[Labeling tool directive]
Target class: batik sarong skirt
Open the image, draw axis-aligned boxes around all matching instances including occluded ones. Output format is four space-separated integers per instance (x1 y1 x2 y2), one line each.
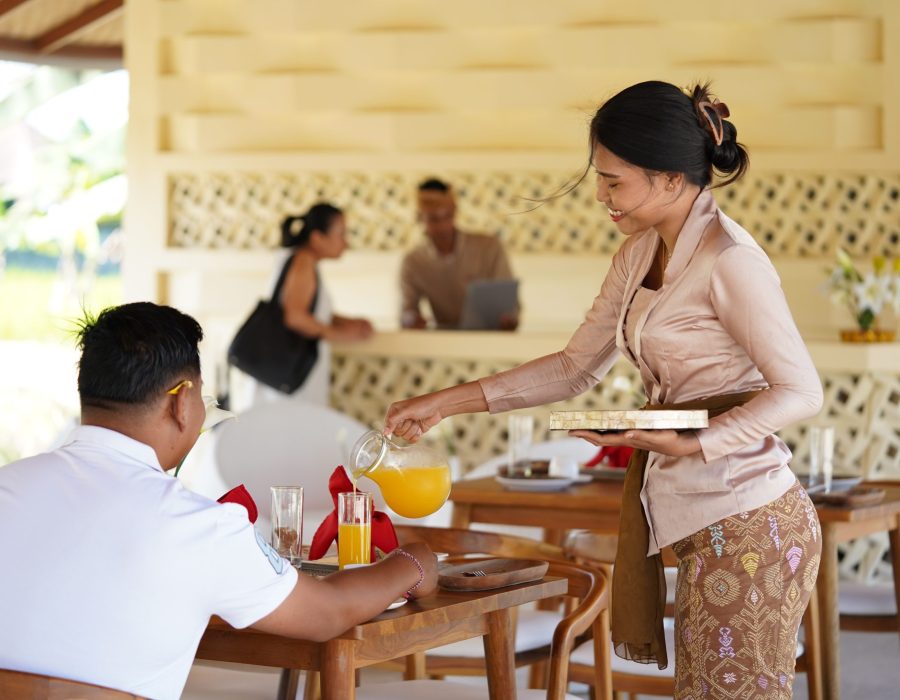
671 481 821 699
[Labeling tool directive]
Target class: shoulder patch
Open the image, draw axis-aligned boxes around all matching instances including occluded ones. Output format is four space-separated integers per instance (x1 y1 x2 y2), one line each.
254 529 287 574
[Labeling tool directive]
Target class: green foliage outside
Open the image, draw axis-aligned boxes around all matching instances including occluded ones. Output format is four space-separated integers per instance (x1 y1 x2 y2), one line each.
0 267 121 342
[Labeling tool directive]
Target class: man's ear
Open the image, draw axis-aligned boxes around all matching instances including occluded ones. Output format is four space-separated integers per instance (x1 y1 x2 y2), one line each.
168 387 191 432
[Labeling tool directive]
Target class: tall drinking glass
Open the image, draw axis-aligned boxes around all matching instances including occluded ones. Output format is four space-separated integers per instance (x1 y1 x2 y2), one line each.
808 426 835 493
508 414 535 477
270 486 303 564
338 491 372 569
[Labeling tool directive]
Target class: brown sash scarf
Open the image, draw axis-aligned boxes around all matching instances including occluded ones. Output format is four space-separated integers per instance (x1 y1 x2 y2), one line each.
611 390 762 669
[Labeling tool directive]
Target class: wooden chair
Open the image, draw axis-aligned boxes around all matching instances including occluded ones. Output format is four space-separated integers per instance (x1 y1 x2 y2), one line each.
391 525 572 688
0 669 145 699
564 530 823 700
356 557 612 700
836 479 900 635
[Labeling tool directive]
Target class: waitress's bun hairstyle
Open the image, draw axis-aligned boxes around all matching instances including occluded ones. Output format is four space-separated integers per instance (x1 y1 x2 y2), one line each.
589 80 749 188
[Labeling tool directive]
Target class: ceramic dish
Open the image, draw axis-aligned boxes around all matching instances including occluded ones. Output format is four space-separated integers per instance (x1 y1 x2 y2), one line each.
495 475 574 492
802 476 863 494
580 466 627 480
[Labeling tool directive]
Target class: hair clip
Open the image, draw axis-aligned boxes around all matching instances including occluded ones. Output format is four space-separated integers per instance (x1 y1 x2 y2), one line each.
696 99 730 146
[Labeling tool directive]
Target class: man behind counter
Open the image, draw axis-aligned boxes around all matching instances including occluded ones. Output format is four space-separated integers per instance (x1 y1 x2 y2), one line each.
400 177 519 330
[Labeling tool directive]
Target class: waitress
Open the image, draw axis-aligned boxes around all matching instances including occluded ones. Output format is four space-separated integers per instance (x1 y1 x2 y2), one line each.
383 81 823 698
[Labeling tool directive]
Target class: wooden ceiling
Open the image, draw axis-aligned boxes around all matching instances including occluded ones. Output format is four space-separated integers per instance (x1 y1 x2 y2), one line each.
0 0 122 66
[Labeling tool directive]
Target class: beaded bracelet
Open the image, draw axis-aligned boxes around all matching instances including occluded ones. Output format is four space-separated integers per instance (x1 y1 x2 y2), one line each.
391 547 425 598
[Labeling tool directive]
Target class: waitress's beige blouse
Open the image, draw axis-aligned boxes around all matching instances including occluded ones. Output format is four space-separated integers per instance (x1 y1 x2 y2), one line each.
479 190 823 554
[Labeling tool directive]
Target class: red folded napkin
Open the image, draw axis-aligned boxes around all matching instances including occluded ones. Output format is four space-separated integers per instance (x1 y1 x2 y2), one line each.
308 466 399 561
584 445 633 469
217 484 259 523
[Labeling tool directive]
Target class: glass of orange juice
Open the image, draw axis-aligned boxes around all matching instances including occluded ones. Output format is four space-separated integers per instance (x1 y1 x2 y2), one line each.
338 491 372 569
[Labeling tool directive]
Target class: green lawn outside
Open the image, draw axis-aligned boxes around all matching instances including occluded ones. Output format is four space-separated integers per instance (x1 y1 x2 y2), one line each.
0 268 122 342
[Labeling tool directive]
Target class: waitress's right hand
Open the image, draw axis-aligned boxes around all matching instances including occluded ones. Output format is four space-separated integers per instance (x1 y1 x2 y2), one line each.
384 393 443 442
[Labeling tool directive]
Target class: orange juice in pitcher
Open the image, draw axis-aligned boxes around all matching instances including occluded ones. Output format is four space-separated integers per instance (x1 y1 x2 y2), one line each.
350 431 452 519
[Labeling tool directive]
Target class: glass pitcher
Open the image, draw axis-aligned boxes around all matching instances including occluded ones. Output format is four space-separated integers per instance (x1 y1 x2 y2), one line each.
349 430 452 519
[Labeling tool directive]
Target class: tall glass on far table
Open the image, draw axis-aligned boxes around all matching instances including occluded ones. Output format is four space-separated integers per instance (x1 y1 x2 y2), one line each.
507 414 535 478
338 491 372 569
271 486 304 565
808 425 835 493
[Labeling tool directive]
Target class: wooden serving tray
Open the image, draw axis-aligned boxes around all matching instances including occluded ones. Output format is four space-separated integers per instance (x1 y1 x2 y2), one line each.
810 486 886 508
549 409 708 431
438 558 549 591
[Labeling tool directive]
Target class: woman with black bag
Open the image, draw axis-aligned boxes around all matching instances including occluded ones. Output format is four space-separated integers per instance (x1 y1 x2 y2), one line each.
243 203 373 406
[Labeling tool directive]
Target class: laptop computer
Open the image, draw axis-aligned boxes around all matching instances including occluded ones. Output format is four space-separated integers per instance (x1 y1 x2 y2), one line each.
458 279 519 330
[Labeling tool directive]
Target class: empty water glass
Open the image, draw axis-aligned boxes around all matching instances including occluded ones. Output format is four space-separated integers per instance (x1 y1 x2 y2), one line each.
507 414 535 477
271 486 303 564
808 426 835 493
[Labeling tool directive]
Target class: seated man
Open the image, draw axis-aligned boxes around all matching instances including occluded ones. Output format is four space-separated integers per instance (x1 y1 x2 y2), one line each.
400 177 519 330
0 302 436 700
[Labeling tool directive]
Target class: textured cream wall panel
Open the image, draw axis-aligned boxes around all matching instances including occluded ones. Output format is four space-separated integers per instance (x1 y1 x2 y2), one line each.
158 66 884 114
165 114 397 152
162 21 880 75
165 112 585 152
158 0 882 34
163 107 879 153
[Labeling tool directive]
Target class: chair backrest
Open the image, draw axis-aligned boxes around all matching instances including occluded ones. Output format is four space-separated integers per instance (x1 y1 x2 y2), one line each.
395 525 612 700
212 399 375 525
565 530 679 568
543 560 612 700
0 668 144 699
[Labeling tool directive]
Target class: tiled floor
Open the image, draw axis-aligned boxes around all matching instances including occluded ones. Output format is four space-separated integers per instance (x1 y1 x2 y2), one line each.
182 629 900 699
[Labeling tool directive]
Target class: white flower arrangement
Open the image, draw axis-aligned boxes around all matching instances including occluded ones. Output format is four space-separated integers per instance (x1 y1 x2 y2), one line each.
826 249 900 332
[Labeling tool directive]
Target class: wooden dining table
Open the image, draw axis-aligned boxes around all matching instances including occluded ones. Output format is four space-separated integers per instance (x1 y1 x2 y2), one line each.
195 573 567 700
813 483 900 700
451 474 900 700
450 475 625 544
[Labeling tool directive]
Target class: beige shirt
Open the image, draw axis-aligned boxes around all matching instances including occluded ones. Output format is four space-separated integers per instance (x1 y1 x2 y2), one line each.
479 190 823 553
400 230 515 327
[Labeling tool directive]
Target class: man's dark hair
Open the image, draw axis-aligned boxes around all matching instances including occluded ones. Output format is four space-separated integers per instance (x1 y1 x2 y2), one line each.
75 302 203 409
417 177 451 193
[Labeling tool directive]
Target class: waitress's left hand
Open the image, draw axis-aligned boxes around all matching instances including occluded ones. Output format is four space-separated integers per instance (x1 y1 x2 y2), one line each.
569 429 702 458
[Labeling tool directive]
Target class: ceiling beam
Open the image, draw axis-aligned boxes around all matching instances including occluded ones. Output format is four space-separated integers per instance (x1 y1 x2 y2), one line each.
34 0 124 54
0 0 35 20
0 36 122 69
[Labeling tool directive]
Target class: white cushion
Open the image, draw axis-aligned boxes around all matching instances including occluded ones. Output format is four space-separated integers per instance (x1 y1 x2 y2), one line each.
839 581 897 616
358 679 580 700
427 609 561 657
665 567 678 605
517 690 581 700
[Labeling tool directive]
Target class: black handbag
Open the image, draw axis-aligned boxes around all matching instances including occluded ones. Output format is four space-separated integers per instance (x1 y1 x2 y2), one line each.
227 255 320 394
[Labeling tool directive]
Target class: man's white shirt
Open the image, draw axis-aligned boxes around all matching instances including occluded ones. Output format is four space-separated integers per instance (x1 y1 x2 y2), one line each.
0 426 297 699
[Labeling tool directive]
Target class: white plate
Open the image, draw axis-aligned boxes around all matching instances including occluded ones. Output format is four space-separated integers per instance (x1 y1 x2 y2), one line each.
495 475 574 492
386 597 407 611
804 477 863 494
